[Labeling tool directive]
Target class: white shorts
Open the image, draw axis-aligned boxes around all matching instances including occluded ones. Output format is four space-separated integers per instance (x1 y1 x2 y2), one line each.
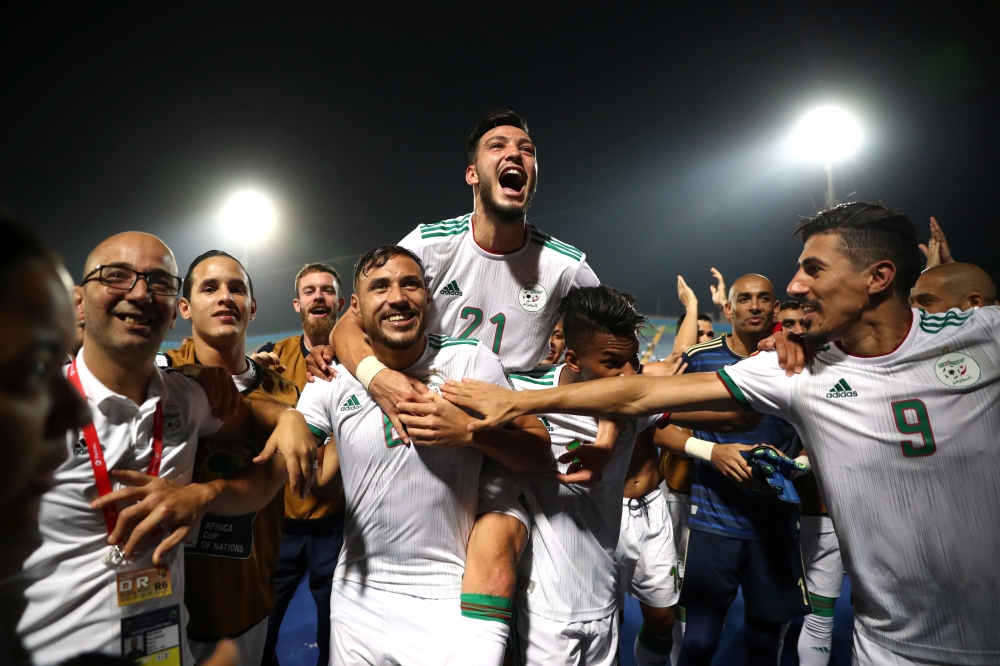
330 579 467 665
511 605 618 666
853 627 952 666
478 469 530 531
800 515 843 599
189 616 268 666
616 488 681 609
663 483 690 580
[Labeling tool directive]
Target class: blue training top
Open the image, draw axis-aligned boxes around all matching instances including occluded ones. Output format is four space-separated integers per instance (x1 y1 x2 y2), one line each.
681 335 801 541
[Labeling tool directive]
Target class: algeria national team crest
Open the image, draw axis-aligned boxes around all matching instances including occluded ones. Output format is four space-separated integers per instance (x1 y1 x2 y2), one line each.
519 282 548 312
422 372 446 395
162 405 186 441
934 351 981 387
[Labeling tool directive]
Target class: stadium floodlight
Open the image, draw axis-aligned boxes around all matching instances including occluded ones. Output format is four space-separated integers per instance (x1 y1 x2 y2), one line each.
789 106 862 207
218 189 278 266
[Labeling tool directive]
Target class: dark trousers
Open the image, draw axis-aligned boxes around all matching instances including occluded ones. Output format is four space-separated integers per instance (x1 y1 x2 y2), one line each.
262 513 344 666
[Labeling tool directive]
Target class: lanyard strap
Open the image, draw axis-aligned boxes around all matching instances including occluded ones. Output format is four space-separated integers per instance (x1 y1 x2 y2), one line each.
67 360 163 535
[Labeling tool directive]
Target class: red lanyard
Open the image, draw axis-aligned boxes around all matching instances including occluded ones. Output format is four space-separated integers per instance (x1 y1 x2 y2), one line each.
67 360 163 534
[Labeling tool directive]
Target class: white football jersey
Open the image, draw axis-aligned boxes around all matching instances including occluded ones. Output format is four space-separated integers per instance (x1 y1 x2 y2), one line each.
0 352 221 665
719 307 1000 665
509 365 658 622
399 213 599 373
296 335 510 599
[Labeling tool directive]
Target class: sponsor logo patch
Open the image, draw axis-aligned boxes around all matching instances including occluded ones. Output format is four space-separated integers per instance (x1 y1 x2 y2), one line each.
439 280 462 296
825 378 857 399
340 395 362 411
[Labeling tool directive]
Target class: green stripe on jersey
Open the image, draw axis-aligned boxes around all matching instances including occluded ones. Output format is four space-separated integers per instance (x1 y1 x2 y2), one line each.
511 373 556 386
716 368 754 410
529 230 583 261
919 309 974 333
419 215 471 238
307 424 329 440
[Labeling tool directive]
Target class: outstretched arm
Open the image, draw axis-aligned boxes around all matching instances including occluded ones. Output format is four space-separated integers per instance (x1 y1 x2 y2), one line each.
668 276 700 360
442 372 740 431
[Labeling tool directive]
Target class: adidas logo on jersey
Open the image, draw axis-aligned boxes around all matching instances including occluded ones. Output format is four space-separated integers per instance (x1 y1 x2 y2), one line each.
73 438 104 455
439 280 462 296
340 395 362 411
825 379 857 398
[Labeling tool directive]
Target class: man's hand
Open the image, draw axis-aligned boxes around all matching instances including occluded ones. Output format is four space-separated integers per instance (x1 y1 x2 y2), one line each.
250 351 286 374
175 364 241 420
304 345 337 383
757 330 810 377
709 267 728 311
710 443 756 485
554 418 619 485
921 238 942 269
396 392 474 447
441 379 525 432
92 470 215 565
253 410 317 498
352 369 428 445
677 275 697 311
919 217 954 267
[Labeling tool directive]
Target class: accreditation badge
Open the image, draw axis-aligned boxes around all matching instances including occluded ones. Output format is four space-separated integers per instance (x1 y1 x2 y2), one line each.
120 604 183 666
117 565 172 606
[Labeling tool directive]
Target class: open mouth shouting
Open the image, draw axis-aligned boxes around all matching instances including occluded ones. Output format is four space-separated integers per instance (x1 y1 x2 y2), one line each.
498 166 528 199
308 304 332 319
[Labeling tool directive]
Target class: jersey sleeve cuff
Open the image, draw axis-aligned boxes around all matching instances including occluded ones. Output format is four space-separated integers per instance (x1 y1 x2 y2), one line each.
716 368 754 411
307 423 330 441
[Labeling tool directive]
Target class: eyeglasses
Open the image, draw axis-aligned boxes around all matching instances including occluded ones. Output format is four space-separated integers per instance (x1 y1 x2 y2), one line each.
82 265 183 296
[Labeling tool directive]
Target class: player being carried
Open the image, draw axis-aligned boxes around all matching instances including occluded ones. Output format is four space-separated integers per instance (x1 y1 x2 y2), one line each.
297 245 552 665
305 109 605 655
443 201 1000 666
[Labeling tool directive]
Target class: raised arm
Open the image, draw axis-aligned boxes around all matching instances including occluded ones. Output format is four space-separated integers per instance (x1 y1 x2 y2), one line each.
442 372 740 431
668 276 700 361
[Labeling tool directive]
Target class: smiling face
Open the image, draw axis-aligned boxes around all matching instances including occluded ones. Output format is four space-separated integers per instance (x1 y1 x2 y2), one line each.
352 254 428 352
0 259 90 531
294 270 343 342
467 125 538 223
724 275 777 339
565 332 640 382
82 232 179 362
787 232 875 345
542 322 565 364
178 256 255 344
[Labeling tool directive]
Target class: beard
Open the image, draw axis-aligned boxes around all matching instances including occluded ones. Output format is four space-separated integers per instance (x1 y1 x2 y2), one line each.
479 174 536 223
300 308 336 345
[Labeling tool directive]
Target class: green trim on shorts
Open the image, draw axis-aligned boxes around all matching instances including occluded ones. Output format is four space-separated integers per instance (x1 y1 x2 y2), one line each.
460 593 512 624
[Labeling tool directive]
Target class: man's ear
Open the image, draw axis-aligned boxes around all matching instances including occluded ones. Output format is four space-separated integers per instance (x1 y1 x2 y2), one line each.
249 298 257 321
867 260 898 297
177 297 193 321
564 348 581 374
338 297 346 313
465 164 479 187
350 294 362 318
963 293 986 310
723 300 734 322
292 298 301 314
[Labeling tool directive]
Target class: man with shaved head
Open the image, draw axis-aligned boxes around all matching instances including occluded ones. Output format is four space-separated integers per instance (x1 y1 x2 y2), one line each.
910 262 997 314
0 232 317 665
655 273 809 666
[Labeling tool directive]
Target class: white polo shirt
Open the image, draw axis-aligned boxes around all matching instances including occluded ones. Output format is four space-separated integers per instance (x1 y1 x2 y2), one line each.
0 351 221 665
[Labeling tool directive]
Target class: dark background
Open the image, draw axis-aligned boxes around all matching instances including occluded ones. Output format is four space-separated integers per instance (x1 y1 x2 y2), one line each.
3 2 997 341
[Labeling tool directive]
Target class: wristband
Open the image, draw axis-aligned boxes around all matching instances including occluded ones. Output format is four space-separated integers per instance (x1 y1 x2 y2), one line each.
356 356 388 391
794 455 811 471
684 437 715 462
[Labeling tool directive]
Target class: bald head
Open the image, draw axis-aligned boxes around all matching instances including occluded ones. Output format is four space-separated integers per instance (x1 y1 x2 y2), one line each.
910 263 997 314
84 232 177 279
724 273 777 338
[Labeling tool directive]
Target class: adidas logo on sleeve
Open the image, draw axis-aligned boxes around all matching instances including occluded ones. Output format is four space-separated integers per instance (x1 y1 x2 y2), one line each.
825 379 857 399
439 280 462 296
340 395 362 411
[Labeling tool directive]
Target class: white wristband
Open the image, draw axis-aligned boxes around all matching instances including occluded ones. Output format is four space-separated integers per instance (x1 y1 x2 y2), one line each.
794 455 811 471
684 437 715 462
356 356 388 391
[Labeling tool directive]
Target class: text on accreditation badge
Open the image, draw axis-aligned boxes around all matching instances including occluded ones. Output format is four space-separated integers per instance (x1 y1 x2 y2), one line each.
117 566 173 606
121 604 182 666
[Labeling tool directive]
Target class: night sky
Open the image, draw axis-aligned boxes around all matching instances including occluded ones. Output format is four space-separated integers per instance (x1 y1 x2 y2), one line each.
3 2 998 341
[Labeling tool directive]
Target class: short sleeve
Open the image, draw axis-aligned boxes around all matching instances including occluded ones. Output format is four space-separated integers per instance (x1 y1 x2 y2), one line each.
168 373 223 437
297 380 336 441
397 226 426 263
571 259 600 289
715 351 792 418
473 343 514 389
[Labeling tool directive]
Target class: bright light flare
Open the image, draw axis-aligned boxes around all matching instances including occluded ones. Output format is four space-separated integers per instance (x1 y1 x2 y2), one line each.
218 189 277 240
789 106 862 163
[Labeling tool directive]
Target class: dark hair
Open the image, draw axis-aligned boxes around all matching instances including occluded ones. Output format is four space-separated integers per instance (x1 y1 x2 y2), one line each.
779 300 802 311
793 202 921 301
182 250 253 300
559 286 648 351
0 212 57 298
467 109 531 165
353 245 425 288
676 312 713 330
295 262 341 296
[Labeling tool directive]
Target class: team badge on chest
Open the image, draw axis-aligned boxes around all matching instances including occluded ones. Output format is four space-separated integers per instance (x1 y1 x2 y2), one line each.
162 406 185 441
934 351 981 387
518 282 548 312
